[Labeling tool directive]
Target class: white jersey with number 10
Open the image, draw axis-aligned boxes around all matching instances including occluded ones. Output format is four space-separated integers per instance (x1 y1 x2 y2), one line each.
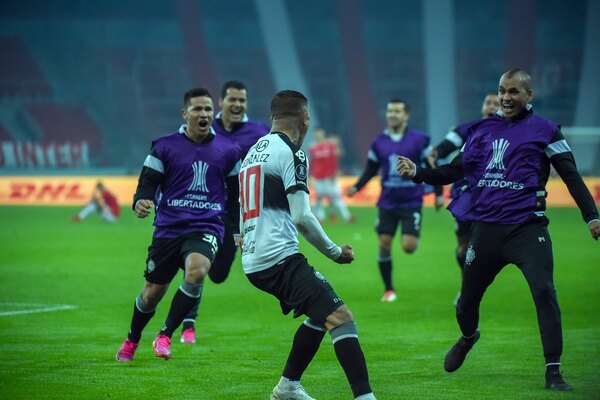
239 133 310 274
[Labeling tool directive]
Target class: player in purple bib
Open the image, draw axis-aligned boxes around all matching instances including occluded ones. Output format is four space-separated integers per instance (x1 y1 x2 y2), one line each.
179 81 269 344
429 93 500 305
116 87 242 362
398 69 600 391
348 98 442 302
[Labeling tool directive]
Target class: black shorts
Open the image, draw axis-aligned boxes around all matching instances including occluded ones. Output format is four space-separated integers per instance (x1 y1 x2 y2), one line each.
454 218 472 238
376 207 422 237
246 253 344 324
144 232 219 285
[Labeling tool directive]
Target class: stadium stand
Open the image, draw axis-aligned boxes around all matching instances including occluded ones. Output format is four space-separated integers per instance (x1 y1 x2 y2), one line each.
24 104 103 153
0 123 13 141
0 0 596 173
0 37 52 98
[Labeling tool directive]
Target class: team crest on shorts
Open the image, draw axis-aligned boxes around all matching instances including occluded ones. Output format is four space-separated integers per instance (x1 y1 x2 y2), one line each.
314 270 327 282
465 246 475 266
147 259 156 273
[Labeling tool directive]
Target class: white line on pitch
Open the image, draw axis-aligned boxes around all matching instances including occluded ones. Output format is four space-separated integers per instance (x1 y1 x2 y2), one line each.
0 304 77 317
1 302 57 307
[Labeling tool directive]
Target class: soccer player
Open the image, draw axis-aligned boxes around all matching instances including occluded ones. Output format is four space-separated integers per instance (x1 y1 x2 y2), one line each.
72 181 120 223
179 80 268 344
115 87 242 362
240 90 376 400
430 93 500 305
308 127 354 224
397 69 600 391
347 98 443 302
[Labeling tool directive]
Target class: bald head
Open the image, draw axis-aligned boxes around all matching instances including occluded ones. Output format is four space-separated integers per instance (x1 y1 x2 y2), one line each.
501 69 532 91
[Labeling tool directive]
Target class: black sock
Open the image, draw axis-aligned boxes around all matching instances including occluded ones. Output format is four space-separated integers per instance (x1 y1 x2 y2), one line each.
378 259 393 291
182 299 200 330
282 323 326 381
127 299 155 343
160 288 197 338
333 336 372 397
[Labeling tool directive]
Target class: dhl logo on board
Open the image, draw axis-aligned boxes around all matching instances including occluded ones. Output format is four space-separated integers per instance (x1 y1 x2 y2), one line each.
0 176 598 207
5 182 87 201
0 177 136 206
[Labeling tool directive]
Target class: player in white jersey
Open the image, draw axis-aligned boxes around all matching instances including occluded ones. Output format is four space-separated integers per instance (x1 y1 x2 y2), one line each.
239 90 376 400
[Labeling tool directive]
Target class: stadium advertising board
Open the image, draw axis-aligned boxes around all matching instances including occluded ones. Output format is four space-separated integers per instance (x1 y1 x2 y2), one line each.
0 176 598 207
0 176 135 206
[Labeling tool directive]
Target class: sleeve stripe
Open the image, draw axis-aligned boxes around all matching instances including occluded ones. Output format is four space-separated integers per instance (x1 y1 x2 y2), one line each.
445 131 464 147
228 160 241 177
545 139 571 158
421 145 433 159
143 155 164 173
367 149 378 162
285 184 310 195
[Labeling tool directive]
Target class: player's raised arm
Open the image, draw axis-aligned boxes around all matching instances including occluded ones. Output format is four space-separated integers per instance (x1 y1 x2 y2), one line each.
397 156 416 178
397 154 465 186
545 129 600 239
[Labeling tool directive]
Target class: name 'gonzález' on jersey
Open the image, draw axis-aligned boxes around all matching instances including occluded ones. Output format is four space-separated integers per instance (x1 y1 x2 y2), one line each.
239 133 310 274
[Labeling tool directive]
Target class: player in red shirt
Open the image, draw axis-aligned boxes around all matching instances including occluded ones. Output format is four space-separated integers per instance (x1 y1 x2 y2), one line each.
308 128 354 223
72 182 120 222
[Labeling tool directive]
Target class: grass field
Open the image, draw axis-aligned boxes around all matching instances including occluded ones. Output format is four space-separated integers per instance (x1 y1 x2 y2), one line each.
0 205 599 400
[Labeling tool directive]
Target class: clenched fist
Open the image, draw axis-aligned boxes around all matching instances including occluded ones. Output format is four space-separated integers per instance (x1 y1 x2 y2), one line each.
397 156 416 178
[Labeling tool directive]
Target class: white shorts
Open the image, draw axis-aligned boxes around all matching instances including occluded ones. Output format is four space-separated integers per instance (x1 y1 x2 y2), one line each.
313 178 340 199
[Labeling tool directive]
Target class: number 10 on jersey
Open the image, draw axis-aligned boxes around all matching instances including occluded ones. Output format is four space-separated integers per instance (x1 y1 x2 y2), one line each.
239 165 261 222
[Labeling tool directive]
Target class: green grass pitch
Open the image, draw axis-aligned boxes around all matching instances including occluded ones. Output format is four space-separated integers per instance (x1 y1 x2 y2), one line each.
0 205 598 399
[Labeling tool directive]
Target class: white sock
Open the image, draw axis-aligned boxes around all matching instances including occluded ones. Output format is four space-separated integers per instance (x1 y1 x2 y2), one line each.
277 376 300 391
355 393 376 400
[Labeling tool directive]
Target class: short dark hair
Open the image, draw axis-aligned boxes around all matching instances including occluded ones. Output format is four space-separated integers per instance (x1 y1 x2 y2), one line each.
388 98 410 113
184 87 212 106
271 90 308 119
221 80 247 99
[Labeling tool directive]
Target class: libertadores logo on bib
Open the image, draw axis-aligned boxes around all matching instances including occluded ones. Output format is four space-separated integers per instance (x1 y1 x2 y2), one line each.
485 138 509 170
188 161 209 192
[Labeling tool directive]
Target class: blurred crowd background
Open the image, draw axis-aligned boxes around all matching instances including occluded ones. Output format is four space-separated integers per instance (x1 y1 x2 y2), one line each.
1 0 599 175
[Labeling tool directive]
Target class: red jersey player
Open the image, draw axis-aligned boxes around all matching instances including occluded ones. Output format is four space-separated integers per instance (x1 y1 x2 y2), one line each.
72 181 120 222
308 128 353 223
